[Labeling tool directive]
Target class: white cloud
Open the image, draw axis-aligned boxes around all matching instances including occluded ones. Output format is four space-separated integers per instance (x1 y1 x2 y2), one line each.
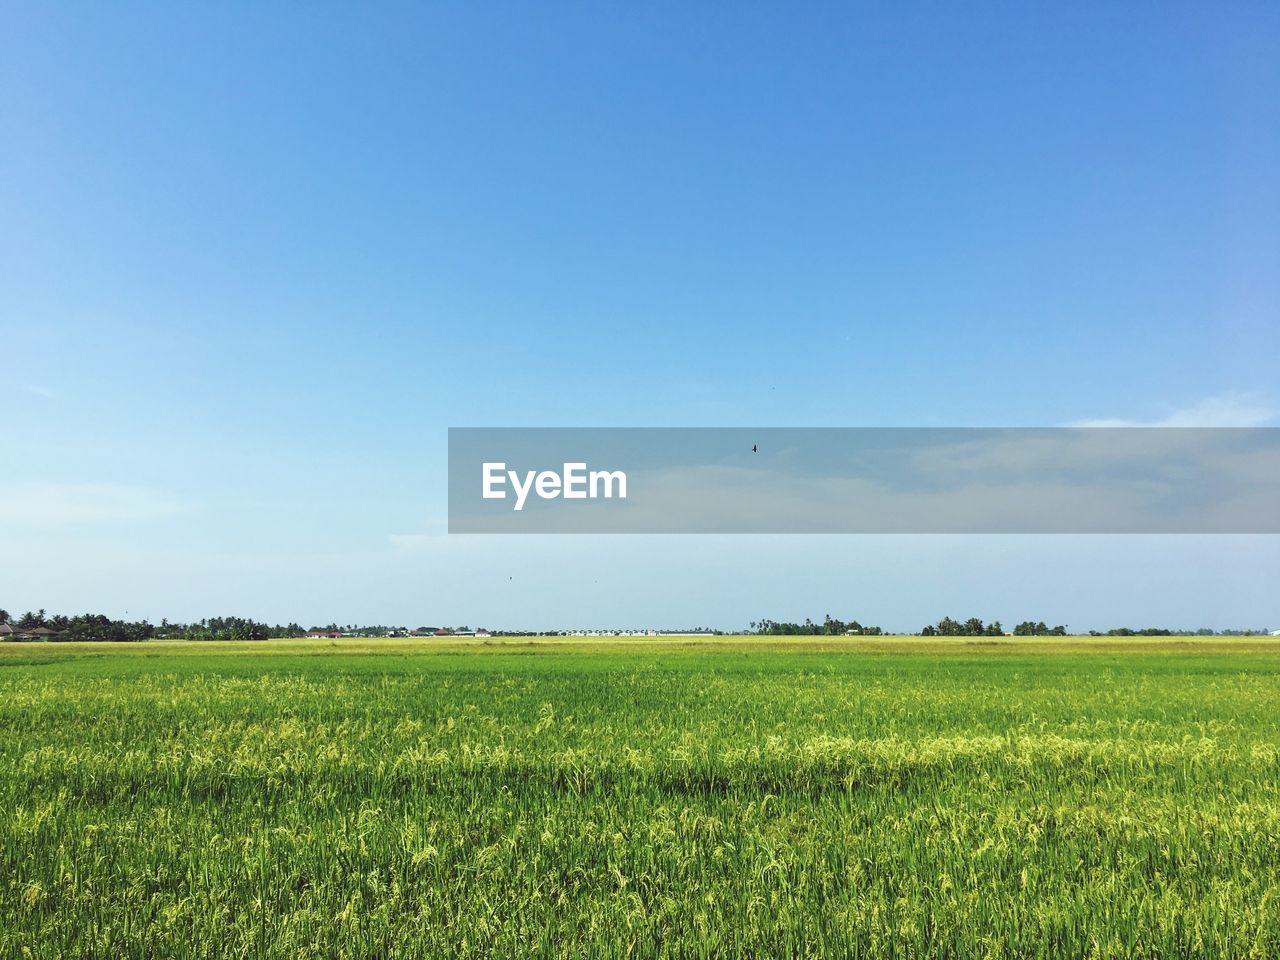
0 483 190 528
1071 392 1277 428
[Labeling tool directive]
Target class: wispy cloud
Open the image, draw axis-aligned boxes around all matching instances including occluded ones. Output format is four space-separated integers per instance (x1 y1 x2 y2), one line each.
1071 392 1277 428
0 484 191 528
23 385 61 401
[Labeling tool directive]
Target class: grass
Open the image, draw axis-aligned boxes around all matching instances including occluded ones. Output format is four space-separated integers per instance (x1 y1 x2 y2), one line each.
2 635 1280 958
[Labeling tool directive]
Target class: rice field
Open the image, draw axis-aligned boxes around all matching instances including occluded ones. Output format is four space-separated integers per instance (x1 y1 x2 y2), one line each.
3 635 1280 959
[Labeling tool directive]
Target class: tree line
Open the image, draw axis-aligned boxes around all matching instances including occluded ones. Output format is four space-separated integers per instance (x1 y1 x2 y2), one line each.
920 618 1067 636
0 609 301 642
750 614 1274 637
750 616 883 636
2 607 1273 641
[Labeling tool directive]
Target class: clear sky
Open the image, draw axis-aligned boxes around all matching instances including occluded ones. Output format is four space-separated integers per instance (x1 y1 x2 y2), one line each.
3 2 1278 631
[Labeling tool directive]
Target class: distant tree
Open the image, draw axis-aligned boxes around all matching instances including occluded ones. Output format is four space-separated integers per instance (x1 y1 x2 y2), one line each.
925 617 1001 637
16 610 45 629
0 609 9 625
63 614 130 643
751 616 881 636
123 620 155 641
184 616 269 641
1013 621 1060 637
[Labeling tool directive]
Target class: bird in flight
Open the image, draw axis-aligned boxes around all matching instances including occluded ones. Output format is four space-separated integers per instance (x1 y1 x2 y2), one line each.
752 444 757 453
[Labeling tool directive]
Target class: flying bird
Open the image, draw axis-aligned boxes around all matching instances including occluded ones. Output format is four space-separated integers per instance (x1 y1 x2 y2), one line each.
752 444 757 453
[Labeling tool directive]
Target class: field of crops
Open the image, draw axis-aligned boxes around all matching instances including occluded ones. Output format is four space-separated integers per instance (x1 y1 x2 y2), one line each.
3 636 1280 959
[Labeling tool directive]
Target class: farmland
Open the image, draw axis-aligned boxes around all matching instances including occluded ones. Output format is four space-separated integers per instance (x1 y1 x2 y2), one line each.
3 636 1280 958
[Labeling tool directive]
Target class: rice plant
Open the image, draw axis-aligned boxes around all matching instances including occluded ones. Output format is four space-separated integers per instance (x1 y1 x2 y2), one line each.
2 636 1279 958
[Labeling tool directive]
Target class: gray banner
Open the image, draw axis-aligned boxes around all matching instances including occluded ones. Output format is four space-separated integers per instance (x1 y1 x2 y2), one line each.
448 428 1280 533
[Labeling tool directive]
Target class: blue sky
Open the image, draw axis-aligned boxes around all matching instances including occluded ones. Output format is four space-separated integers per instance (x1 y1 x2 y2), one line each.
2 3 1278 630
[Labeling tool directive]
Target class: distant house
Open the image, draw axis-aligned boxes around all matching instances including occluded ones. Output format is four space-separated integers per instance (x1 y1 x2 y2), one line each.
2 625 62 640
304 631 343 639
1272 630 1280 637
475 630 492 638
432 629 452 636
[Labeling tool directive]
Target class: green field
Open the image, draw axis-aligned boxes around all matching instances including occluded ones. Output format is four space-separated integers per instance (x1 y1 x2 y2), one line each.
3 636 1280 959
